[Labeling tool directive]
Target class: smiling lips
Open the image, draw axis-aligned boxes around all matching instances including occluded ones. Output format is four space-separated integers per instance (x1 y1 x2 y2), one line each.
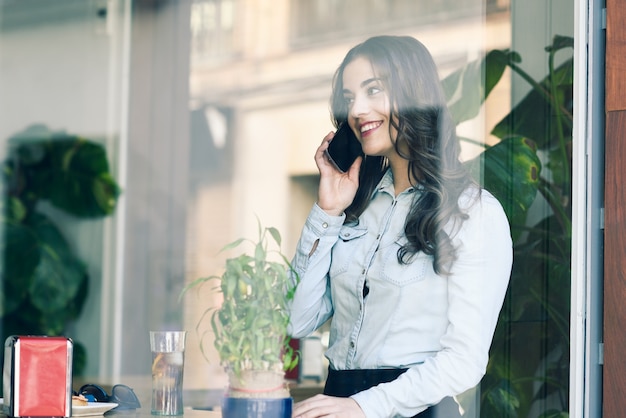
359 121 383 136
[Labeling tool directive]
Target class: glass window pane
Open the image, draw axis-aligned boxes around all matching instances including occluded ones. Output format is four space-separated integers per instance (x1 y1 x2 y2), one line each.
0 0 578 416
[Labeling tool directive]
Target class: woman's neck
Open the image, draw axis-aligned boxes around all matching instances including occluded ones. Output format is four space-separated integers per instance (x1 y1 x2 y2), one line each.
389 157 416 196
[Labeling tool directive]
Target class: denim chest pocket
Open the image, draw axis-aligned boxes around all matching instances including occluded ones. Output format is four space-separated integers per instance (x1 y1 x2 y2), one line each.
380 238 431 285
329 224 368 276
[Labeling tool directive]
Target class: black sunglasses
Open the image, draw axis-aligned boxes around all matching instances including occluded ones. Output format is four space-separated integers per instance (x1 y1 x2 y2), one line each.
76 384 141 410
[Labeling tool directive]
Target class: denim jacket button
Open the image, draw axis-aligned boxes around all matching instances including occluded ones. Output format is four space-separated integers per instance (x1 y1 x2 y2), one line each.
322 222 328 228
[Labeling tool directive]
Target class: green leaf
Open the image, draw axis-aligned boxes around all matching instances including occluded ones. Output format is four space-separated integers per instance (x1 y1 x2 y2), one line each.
465 136 541 233
47 139 121 217
92 172 120 215
267 227 282 247
1 221 41 315
5 197 27 223
485 380 520 417
491 58 573 149
443 49 519 124
221 238 245 252
26 213 87 313
545 35 574 53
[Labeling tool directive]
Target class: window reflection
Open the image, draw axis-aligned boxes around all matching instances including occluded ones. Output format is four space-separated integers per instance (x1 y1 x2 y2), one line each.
190 0 238 64
290 0 509 43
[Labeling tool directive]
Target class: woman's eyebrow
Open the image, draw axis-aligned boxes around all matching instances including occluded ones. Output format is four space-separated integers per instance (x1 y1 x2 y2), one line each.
343 78 383 94
361 77 383 88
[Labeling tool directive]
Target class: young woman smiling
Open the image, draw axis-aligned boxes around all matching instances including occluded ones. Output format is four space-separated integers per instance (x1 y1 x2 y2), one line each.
288 35 512 418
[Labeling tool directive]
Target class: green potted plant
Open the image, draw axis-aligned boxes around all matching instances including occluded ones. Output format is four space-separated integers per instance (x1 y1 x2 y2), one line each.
184 220 299 417
442 35 573 417
0 124 121 382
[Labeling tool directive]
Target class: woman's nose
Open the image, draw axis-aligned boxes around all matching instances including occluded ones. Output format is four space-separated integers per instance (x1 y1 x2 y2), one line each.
349 95 369 118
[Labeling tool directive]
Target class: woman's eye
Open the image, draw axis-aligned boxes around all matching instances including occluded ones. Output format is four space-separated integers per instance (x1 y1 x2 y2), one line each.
343 96 354 105
368 86 382 95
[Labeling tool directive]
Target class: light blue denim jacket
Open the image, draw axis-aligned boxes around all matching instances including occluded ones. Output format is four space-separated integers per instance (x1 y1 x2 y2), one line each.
288 170 513 418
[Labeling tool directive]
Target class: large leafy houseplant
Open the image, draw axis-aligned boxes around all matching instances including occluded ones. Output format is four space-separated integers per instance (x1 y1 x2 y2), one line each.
184 221 299 416
0 124 121 379
443 35 573 417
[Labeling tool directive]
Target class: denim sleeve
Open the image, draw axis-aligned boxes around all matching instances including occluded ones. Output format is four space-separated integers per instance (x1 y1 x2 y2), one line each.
351 191 513 418
288 203 345 339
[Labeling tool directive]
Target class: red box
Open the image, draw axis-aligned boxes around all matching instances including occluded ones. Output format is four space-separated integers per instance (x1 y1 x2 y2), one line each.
3 336 73 417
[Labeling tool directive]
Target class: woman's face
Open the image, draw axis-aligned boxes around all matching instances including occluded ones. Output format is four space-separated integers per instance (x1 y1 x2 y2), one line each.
342 56 397 159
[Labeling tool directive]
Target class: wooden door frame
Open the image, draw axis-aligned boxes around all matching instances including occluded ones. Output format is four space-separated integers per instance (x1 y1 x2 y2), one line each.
603 0 626 416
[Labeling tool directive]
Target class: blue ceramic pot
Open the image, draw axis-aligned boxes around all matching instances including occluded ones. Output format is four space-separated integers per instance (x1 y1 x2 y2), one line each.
222 397 293 418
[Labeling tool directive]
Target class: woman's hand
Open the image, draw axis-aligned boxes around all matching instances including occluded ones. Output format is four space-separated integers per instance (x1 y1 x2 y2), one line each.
293 394 366 418
315 131 363 217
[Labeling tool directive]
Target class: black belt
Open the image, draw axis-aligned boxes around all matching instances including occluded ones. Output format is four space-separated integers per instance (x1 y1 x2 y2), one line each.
324 367 408 397
323 368 461 418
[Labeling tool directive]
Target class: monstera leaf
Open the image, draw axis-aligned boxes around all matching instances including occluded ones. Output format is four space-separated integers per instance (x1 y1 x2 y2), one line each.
1 124 121 380
9 132 121 217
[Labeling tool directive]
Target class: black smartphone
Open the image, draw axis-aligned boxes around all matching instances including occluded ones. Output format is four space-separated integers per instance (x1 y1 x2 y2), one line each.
325 123 363 173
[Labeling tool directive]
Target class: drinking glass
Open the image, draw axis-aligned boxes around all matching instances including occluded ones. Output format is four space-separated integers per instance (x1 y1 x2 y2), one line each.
150 331 186 415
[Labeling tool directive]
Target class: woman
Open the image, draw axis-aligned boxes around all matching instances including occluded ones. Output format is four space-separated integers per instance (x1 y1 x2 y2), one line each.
288 35 512 418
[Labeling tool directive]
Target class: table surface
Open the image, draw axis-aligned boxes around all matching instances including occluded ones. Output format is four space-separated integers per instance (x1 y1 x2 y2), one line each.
82 381 319 418
0 391 222 418
108 384 223 418
108 407 221 418
0 377 321 418
69 376 321 418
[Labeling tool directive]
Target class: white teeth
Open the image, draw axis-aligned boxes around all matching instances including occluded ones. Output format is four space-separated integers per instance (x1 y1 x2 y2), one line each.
360 121 381 133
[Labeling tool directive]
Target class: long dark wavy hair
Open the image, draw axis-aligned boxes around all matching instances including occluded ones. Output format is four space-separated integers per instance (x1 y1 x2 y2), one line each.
330 35 474 275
